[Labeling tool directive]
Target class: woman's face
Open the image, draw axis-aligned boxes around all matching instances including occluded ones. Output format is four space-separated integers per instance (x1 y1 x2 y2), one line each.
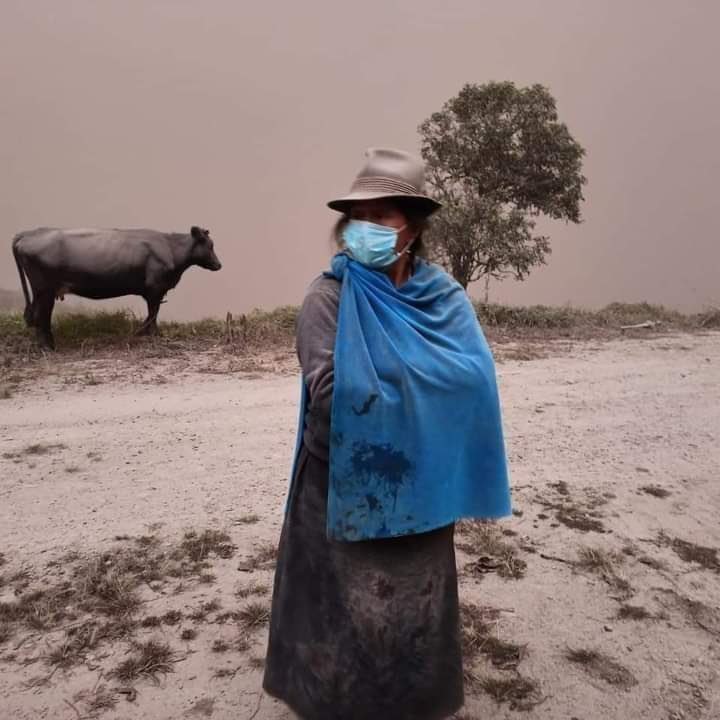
348 199 414 252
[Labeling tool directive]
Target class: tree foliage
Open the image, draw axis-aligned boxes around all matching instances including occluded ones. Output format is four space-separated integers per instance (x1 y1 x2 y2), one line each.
419 82 587 289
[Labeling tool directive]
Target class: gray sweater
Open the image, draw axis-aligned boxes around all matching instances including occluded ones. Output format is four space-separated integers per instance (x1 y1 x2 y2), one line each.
296 274 341 461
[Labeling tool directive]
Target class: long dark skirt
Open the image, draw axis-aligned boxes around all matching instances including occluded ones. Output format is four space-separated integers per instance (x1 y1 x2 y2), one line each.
263 445 464 720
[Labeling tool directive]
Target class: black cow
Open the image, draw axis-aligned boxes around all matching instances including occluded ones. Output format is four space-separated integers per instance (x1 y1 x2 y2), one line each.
12 225 222 349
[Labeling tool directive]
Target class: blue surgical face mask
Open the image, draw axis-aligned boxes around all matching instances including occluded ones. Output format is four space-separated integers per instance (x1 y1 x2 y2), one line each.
342 220 412 269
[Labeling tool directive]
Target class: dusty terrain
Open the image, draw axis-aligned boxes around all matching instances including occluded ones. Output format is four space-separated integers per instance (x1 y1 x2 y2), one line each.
1 332 719 720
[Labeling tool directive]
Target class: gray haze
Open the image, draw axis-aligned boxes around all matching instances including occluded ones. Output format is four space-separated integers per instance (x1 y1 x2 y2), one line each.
1 0 718 319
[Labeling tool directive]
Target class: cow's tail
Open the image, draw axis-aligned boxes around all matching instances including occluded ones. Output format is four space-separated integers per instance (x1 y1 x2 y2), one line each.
12 234 34 327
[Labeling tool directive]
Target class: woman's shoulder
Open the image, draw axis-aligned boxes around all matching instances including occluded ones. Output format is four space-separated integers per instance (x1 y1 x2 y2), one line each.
305 273 341 302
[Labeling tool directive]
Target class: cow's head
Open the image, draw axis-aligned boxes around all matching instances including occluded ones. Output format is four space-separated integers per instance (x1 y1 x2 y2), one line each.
190 226 222 271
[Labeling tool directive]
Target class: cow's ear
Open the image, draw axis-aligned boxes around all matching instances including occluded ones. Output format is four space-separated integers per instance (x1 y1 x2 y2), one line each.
191 226 210 241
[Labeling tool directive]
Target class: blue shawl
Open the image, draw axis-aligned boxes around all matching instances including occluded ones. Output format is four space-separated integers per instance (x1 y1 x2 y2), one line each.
292 253 511 541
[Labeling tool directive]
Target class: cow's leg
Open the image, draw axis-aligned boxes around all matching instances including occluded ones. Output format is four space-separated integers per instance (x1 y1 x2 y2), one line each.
24 299 35 327
136 296 163 336
34 291 56 350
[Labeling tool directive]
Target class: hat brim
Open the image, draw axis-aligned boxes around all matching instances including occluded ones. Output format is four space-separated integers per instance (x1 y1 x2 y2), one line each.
327 191 442 216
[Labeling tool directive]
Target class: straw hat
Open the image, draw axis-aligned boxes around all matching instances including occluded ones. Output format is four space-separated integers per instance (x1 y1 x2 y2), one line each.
327 147 442 216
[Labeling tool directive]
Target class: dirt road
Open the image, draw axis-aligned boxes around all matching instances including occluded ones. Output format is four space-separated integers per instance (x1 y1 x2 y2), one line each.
1 333 719 719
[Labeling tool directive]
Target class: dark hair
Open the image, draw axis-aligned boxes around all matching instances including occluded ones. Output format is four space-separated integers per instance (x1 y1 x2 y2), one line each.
331 198 432 259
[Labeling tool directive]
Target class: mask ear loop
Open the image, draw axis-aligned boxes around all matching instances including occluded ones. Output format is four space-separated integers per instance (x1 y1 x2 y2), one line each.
397 229 416 258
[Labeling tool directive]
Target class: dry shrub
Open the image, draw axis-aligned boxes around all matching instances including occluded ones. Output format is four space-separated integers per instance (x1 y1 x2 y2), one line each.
237 602 271 631
110 639 174 682
177 530 236 563
478 675 542 710
458 521 527 580
575 546 632 598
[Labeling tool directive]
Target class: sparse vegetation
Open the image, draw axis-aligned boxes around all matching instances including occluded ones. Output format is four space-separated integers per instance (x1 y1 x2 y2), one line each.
0 302 713 383
659 532 720 572
109 639 175 682
161 610 183 625
478 674 542 710
235 581 270 599
2 442 67 461
639 485 671 498
555 506 606 533
75 684 118 714
237 602 271 631
189 599 222 623
457 521 527 579
617 604 652 621
237 542 278 572
0 529 238 677
575 545 632 598
564 647 637 689
179 530 236 562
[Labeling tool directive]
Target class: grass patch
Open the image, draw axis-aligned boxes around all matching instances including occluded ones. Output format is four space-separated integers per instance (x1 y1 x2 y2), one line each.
639 485 671 498
576 546 623 575
549 480 571 496
564 647 637 689
180 628 197 641
189 599 222 622
233 514 261 525
234 581 270 600
1 301 711 371
2 442 67 461
0 622 13 644
460 603 523 670
75 684 118 714
555 506 606 533
161 610 183 626
44 619 136 670
575 546 632 598
478 675 542 710
109 639 174 682
236 634 252 653
237 602 271 631
211 639 230 653
474 300 699 338
656 589 720 636
74 684 118 714
617 604 653 621
179 530 236 562
457 521 527 580
1 529 237 670
238 543 278 572
659 533 719 572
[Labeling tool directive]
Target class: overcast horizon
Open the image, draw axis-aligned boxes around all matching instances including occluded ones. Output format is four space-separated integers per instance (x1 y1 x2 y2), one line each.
1 1 718 319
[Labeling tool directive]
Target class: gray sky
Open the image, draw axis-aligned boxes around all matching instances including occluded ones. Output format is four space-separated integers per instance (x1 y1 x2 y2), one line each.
1 0 718 319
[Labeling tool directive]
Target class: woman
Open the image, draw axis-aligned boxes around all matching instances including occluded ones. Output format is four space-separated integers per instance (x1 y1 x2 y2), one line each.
263 148 511 720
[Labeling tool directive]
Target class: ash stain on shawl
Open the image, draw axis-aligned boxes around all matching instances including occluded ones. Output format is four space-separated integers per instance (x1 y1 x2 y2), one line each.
350 441 413 510
352 393 378 416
